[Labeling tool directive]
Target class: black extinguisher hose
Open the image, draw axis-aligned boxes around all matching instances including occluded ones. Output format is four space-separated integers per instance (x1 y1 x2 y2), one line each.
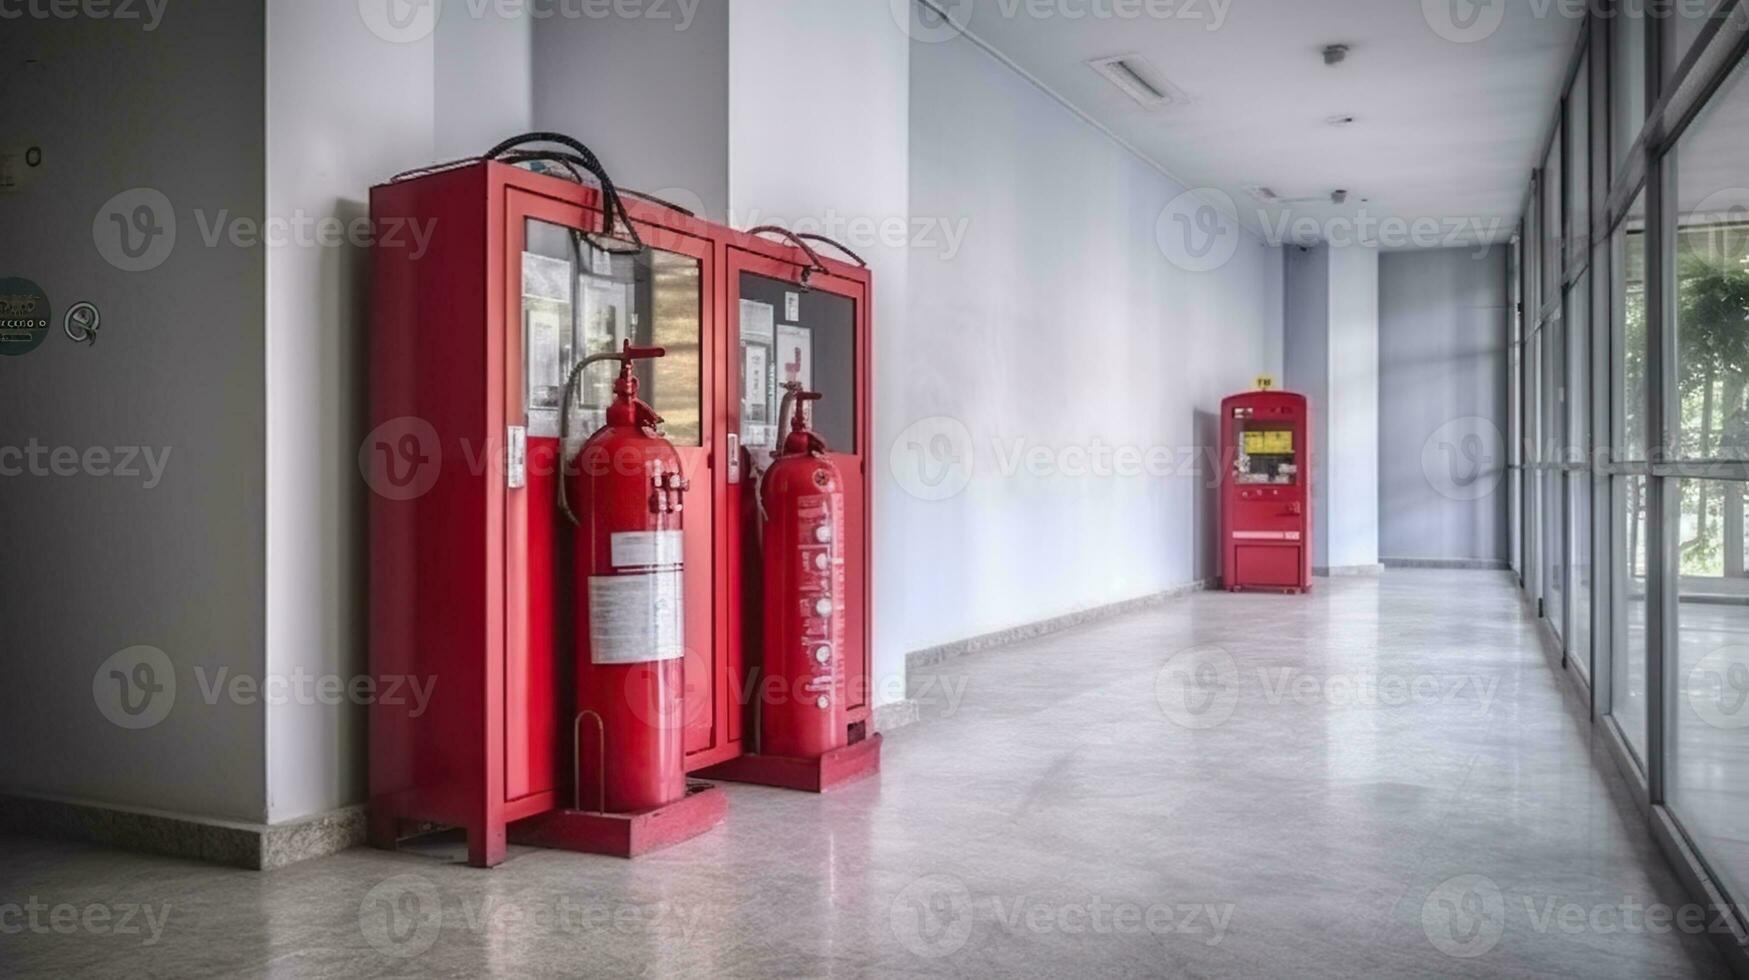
557 351 629 528
482 132 644 255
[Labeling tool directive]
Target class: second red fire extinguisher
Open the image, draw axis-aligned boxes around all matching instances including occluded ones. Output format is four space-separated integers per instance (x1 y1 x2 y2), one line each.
560 342 690 814
759 386 848 760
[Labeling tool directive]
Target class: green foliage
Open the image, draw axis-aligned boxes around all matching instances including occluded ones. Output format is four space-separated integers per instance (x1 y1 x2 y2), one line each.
1674 241 1749 576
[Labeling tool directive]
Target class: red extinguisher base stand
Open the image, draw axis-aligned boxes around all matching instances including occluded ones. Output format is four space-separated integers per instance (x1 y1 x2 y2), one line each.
698 388 884 793
697 732 884 794
507 780 728 859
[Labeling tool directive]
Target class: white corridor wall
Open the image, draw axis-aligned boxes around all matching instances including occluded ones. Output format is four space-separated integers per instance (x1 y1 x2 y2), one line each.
898 28 1284 656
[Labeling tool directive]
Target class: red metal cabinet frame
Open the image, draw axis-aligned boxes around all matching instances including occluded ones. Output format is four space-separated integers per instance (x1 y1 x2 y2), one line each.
368 162 873 866
724 247 874 730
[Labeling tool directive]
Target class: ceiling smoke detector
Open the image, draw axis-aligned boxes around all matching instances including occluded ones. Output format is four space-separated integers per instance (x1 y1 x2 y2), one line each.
1331 190 1349 205
1323 43 1350 66
1087 55 1190 110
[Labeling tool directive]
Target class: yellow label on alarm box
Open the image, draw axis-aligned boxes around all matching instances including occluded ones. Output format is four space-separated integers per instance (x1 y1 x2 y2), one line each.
1243 430 1293 455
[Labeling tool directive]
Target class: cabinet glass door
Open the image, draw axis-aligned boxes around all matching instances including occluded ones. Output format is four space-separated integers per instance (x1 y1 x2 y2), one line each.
728 256 870 737
506 191 718 796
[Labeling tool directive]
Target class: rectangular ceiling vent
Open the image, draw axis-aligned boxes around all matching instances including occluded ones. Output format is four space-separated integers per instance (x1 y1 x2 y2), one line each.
1245 185 1327 206
1087 55 1189 110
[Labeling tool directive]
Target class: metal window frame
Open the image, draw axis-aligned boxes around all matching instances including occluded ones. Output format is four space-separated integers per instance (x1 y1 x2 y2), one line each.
1513 1 1749 969
1588 8 1614 712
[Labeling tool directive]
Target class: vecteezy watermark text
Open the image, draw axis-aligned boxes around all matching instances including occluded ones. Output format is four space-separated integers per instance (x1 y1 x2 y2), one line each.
731 208 970 261
1422 873 1749 958
193 210 435 259
92 645 439 731
889 874 1234 959
896 0 1230 44
358 874 717 958
94 187 436 273
1259 209 1506 253
1155 188 1507 274
887 417 1255 503
0 440 171 488
357 0 702 45
1425 0 1742 45
1154 646 1500 730
193 667 436 717
985 0 1229 28
0 0 168 31
0 898 170 946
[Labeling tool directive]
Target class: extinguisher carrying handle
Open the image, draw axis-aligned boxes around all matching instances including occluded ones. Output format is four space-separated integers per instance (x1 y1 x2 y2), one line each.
484 132 644 255
618 187 696 218
794 232 868 268
772 385 827 462
757 386 827 523
747 225 830 290
557 344 669 527
620 344 666 362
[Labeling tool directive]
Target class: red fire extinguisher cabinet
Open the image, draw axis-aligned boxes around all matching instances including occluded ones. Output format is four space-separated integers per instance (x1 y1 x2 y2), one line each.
367 161 874 866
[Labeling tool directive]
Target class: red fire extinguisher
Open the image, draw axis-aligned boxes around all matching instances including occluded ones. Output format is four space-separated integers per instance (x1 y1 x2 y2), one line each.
759 386 848 760
560 342 689 813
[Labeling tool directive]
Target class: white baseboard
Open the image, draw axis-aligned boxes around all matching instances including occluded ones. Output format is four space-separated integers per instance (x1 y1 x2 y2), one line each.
906 579 1217 672
1314 563 1385 577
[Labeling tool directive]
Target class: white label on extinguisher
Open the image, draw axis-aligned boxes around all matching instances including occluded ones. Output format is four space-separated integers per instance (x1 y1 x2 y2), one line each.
610 530 684 569
588 572 685 664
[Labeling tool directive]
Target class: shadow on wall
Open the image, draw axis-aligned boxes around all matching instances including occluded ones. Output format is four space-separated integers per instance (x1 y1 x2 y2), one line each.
334 194 372 807
273 192 373 812
1193 408 1219 581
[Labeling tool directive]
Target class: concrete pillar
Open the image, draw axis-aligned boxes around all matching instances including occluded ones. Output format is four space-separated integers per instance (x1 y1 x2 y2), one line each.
1283 243 1381 575
529 1 911 711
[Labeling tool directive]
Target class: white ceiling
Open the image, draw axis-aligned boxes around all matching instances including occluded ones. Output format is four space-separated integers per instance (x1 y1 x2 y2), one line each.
935 0 1583 249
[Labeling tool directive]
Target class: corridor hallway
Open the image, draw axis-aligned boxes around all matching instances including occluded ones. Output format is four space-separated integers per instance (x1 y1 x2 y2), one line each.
2 571 1726 977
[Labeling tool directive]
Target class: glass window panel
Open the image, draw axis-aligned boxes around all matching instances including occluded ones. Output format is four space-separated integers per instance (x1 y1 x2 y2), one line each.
1511 237 1525 575
1550 505 1568 639
738 272 858 454
1543 318 1566 634
1616 190 1650 461
1531 322 1545 593
1531 323 1543 466
646 252 705 445
1511 436 1523 575
1570 275 1592 676
1569 275 1591 455
523 218 703 446
1674 55 1749 462
1571 472 1592 675
1615 474 1650 760
1612 5 1647 177
1545 127 1564 297
1529 177 1544 322
1673 478 1749 906
1679 479 1741 577
1568 54 1590 266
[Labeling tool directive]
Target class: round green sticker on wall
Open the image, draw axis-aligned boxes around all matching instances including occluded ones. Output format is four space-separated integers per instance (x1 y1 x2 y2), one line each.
0 278 50 356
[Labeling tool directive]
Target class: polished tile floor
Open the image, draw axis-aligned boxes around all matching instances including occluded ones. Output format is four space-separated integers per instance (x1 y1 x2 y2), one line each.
2 571 1729 977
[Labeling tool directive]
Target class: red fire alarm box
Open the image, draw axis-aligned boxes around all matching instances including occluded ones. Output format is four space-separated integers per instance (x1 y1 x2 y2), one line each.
1220 383 1311 594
